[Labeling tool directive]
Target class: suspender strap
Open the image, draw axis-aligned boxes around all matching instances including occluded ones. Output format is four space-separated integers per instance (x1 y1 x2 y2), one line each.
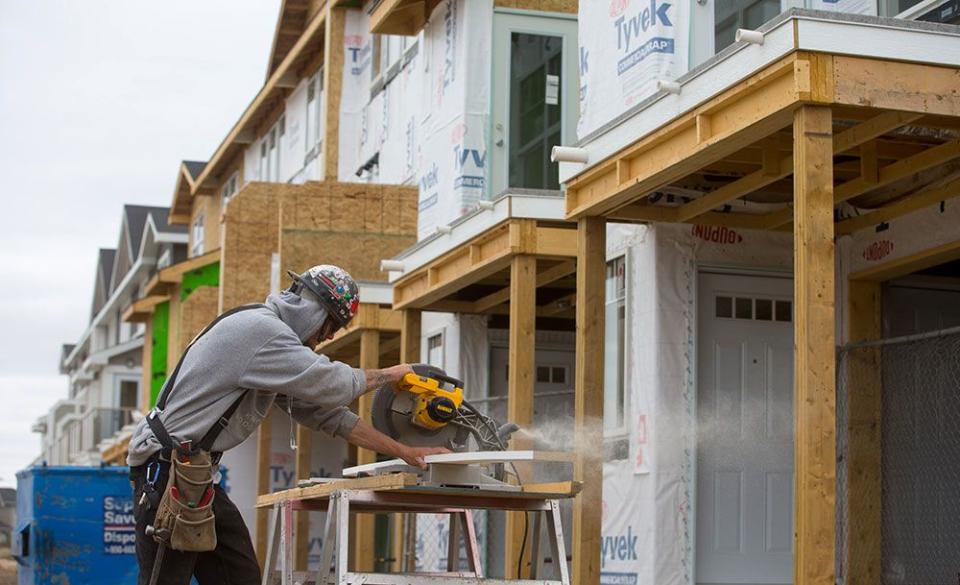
156 303 265 410
149 303 267 453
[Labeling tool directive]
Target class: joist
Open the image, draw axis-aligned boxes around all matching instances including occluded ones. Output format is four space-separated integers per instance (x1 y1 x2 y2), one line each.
849 238 960 282
392 220 576 311
835 176 960 235
473 260 576 313
565 55 802 219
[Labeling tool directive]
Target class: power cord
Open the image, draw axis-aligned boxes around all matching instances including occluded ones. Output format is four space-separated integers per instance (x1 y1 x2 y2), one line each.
508 462 529 579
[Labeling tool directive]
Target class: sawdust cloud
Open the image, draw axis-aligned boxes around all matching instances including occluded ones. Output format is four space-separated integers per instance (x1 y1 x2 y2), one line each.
512 416 605 456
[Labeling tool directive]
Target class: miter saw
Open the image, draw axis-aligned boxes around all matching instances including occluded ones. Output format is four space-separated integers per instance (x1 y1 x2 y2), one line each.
367 364 522 490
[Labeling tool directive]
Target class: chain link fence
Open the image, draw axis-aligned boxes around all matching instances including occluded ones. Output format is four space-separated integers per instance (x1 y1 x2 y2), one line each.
837 326 960 585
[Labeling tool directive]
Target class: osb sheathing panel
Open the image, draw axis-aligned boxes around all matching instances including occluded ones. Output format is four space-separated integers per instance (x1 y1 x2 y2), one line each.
495 0 577 12
221 181 418 311
179 286 220 353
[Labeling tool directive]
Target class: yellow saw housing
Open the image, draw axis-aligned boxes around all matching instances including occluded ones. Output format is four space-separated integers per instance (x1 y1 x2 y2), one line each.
398 371 464 430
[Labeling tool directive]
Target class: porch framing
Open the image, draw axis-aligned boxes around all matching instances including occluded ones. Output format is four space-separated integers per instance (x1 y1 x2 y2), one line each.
562 34 960 585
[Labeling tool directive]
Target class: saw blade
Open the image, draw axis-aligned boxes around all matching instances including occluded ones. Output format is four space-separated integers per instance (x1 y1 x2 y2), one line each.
370 385 468 450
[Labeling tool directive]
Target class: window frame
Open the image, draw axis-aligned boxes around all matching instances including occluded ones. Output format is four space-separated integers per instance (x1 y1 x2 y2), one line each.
425 330 446 370
603 253 630 441
305 68 326 160
191 211 206 256
221 172 239 206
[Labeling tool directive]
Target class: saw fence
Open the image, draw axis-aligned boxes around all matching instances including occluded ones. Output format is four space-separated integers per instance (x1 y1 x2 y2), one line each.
257 473 580 585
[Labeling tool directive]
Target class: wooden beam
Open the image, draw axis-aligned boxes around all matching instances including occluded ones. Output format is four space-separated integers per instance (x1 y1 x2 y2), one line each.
473 260 576 313
835 176 960 235
573 217 605 585
833 111 923 155
792 105 836 585
321 7 345 181
565 55 800 219
399 309 421 363
675 154 793 221
850 238 960 282
833 57 960 117
845 279 882 585
294 423 313 571
764 138 960 228
255 409 275 567
355 329 381 572
505 255 536 578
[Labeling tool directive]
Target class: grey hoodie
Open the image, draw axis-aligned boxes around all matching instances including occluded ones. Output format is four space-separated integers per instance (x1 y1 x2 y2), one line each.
126 290 366 466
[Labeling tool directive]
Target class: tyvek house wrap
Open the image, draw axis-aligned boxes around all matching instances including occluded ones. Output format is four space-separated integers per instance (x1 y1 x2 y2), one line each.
343 0 492 241
604 223 793 585
577 0 689 140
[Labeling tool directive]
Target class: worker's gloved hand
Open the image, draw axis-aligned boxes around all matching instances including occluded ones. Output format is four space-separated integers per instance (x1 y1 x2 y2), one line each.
399 445 451 470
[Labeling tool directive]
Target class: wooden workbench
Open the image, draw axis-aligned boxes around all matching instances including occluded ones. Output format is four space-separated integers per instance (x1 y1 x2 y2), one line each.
257 473 581 585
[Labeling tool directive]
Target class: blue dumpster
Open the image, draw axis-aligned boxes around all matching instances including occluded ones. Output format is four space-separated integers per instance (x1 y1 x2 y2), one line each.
15 466 137 585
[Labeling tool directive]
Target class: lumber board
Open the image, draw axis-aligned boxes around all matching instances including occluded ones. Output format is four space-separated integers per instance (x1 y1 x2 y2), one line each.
342 451 576 477
294 424 313 571
573 217 606 585
400 309 421 363
255 410 275 565
792 106 836 585
506 254 537 578
845 279 882 585
832 57 960 117
835 176 960 235
355 329 381 572
257 473 421 507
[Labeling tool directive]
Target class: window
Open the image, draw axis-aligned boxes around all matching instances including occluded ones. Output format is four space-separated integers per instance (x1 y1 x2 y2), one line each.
715 295 792 322
604 256 627 435
715 0 781 53
258 117 285 182
191 212 205 256
221 172 238 205
305 69 325 155
119 379 138 410
427 333 444 369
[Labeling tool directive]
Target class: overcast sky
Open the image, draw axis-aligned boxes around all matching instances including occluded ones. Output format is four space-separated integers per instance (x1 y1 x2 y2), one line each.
0 1 280 487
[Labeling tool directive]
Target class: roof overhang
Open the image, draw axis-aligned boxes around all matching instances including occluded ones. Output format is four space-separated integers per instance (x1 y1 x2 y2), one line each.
367 0 440 35
560 10 960 235
170 162 208 225
385 192 577 317
192 7 330 194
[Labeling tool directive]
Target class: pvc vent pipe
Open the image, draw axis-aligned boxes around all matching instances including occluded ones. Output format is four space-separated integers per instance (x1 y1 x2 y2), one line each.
380 259 404 272
478 200 495 211
436 225 453 235
551 145 589 164
657 79 681 94
735 29 764 45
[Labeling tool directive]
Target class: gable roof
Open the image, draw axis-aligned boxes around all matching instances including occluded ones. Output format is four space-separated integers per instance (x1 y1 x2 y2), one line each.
91 248 117 318
183 160 208 181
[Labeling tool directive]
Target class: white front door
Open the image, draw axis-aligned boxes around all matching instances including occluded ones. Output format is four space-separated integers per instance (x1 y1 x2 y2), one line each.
696 272 794 585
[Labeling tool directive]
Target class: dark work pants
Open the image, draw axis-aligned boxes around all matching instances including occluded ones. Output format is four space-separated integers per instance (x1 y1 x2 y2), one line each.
132 462 261 585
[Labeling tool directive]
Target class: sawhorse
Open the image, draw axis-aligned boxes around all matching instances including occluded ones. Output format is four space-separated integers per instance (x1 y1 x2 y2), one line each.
261 484 572 585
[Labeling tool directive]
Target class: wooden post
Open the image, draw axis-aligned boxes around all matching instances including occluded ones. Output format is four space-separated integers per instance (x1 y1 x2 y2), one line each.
141 319 153 412
845 279 882 585
255 409 275 566
505 255 537 578
393 309 421 571
573 217 605 585
355 329 381 572
294 424 313 570
321 7 345 181
792 105 836 585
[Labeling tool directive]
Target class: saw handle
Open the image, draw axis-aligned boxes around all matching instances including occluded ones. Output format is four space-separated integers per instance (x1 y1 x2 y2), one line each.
410 364 464 390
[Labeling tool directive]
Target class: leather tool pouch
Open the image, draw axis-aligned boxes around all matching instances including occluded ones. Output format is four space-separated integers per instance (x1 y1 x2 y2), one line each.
152 451 217 552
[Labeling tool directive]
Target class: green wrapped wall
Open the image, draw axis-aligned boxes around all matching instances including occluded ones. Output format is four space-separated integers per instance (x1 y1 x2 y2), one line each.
150 301 169 408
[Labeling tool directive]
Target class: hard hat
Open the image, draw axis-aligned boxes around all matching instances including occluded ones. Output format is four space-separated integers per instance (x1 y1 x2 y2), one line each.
286 265 360 328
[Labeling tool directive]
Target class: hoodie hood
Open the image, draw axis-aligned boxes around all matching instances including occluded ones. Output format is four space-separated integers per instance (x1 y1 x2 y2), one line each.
265 290 329 343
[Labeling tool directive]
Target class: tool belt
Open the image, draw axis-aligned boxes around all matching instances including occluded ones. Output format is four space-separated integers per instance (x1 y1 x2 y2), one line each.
144 304 265 553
